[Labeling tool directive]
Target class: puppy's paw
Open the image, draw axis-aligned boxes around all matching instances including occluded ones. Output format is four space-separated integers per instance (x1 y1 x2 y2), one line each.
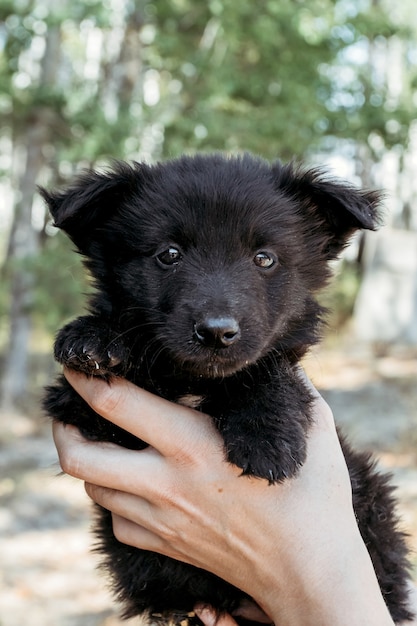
55 338 125 375
54 316 129 377
225 437 306 483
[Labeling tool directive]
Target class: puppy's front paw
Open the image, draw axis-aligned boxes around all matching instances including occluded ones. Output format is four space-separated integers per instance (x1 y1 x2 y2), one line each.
54 317 128 377
225 436 306 483
56 338 124 375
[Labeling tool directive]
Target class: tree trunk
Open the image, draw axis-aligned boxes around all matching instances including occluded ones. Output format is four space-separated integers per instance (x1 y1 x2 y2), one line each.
0 27 61 411
354 229 417 346
100 5 145 123
1 122 47 409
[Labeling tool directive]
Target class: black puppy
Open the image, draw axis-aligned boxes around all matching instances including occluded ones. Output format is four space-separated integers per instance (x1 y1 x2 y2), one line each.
42 153 413 623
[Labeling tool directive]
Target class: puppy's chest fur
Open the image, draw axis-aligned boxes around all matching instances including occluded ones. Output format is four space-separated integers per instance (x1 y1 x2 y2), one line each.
42 154 413 624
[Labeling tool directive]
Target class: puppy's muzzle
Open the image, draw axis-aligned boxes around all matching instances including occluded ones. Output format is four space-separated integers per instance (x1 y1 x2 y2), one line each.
194 317 240 349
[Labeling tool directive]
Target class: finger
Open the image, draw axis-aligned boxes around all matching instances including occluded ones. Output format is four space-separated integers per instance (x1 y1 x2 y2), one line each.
53 421 161 495
52 421 125 481
84 482 155 524
84 483 214 566
85 482 183 550
231 599 272 623
87 486 195 565
110 514 197 566
110 513 166 553
63 368 219 456
194 605 238 626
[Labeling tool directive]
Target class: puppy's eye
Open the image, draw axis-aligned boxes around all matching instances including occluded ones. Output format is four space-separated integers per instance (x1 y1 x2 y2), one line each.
156 246 182 267
253 251 277 269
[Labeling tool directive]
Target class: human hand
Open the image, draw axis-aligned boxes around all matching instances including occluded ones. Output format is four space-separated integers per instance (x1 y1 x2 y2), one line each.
53 369 397 625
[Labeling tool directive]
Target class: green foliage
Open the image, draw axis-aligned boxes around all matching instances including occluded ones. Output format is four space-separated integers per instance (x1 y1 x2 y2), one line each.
141 0 417 159
0 233 90 335
2 0 417 163
31 233 92 333
147 0 342 158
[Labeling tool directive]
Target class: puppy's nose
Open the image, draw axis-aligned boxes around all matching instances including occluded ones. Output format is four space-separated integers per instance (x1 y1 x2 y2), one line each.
194 317 240 349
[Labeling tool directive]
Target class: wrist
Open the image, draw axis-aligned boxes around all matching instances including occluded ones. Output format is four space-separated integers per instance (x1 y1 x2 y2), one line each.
253 517 394 626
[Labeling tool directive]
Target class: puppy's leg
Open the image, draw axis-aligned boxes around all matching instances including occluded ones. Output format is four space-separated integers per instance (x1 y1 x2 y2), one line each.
54 315 129 377
210 366 313 482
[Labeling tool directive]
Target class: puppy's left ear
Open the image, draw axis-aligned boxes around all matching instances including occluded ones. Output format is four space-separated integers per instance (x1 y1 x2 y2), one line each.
39 161 150 254
272 162 384 259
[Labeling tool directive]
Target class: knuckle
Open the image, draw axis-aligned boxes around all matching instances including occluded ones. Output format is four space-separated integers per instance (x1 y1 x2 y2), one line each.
58 445 83 478
154 517 177 543
55 426 92 480
111 515 127 543
88 381 123 418
84 482 100 502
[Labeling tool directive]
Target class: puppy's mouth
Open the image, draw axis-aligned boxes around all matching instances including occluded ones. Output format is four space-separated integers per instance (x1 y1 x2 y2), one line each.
181 354 250 379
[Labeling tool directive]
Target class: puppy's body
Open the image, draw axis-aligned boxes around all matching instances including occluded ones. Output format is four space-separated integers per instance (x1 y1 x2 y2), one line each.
42 154 413 623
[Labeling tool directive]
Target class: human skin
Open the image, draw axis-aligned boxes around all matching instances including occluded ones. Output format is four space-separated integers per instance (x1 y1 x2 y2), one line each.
53 369 416 626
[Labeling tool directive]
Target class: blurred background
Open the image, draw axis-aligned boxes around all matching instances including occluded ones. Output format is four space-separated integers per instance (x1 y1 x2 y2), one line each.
0 0 416 624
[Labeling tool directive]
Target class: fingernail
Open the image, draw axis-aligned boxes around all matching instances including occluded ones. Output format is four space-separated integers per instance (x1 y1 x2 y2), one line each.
194 604 216 626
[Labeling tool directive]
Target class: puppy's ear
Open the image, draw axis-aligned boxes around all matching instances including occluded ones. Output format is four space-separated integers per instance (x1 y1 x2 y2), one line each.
39 161 149 253
272 161 384 259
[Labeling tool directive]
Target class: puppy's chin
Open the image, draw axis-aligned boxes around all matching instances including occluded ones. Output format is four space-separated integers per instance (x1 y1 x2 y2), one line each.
180 355 250 379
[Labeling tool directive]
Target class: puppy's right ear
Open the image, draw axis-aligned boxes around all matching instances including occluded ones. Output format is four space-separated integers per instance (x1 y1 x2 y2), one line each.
271 161 384 260
39 161 150 253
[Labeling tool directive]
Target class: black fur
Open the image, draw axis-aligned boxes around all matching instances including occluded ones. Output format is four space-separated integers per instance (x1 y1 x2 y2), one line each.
41 153 413 623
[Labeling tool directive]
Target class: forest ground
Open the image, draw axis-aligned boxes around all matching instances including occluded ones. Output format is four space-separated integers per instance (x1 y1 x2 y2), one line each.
1 339 416 626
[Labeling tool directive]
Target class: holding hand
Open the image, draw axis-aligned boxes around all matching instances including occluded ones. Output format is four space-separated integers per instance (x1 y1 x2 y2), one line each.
53 369 415 625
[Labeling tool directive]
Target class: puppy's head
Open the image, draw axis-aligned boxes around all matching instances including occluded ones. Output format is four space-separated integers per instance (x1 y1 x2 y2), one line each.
40 154 383 378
